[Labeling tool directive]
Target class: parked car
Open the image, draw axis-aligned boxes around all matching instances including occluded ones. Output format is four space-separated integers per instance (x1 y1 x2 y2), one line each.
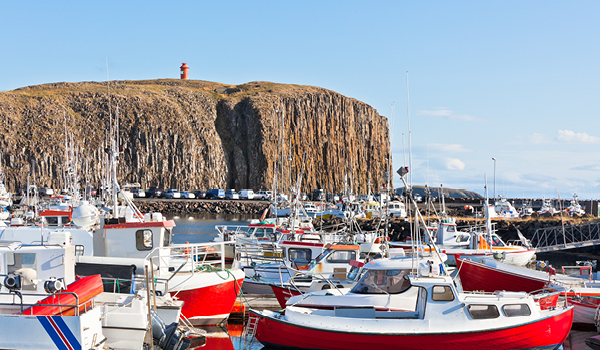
39 187 54 196
161 189 181 199
225 189 239 200
131 189 146 198
239 189 254 200
146 187 162 198
180 191 195 199
206 189 225 199
255 191 273 200
193 190 206 199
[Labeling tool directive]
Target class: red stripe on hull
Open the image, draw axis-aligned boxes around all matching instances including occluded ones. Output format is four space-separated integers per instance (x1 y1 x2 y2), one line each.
271 285 302 309
251 308 573 350
170 277 244 325
457 259 546 293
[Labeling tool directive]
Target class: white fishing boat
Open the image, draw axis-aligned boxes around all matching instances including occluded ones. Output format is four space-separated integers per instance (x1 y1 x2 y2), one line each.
565 194 586 216
538 198 560 215
249 258 573 350
490 196 520 219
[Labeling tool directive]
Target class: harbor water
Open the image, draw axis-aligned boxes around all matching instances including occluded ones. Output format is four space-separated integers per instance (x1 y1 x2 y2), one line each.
167 213 599 350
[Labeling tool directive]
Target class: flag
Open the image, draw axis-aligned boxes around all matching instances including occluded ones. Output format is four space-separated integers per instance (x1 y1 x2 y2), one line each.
517 229 532 249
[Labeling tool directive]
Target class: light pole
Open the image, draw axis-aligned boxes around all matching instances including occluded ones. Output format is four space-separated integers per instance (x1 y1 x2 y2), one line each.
492 157 496 200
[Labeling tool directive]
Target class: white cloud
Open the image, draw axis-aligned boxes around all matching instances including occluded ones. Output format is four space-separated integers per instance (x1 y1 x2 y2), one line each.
445 157 465 170
417 107 489 123
556 130 600 144
528 133 548 144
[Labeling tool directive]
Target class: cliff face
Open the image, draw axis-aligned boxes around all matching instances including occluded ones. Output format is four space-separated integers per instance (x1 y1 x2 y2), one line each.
0 80 390 194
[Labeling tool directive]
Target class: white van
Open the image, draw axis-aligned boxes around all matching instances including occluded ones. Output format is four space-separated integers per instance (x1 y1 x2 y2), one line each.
240 189 254 200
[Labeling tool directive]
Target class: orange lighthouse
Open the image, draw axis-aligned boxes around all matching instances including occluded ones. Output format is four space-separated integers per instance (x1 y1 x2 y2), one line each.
180 63 189 80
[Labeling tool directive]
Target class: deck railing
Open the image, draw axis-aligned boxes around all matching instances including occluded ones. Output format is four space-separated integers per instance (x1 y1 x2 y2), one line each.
530 221 600 252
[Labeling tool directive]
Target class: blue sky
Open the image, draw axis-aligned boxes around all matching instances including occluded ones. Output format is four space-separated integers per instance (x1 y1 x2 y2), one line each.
1 1 599 199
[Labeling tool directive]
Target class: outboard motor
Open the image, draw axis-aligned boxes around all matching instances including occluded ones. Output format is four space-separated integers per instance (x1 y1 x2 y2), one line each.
151 310 190 350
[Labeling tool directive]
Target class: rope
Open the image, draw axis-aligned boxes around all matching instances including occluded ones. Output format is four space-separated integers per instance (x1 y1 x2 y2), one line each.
194 265 234 280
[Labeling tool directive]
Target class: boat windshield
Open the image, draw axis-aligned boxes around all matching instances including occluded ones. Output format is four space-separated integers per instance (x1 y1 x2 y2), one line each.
351 269 411 294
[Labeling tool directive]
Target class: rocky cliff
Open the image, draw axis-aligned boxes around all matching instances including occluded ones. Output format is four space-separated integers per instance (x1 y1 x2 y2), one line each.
0 79 390 194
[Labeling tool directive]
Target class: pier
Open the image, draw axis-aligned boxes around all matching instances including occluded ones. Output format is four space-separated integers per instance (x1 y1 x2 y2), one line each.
531 220 600 253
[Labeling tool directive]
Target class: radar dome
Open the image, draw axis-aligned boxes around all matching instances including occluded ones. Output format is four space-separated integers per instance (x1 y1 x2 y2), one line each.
71 201 99 228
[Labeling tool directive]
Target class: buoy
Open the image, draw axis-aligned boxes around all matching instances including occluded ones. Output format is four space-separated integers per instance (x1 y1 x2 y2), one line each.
231 299 246 316
185 241 190 257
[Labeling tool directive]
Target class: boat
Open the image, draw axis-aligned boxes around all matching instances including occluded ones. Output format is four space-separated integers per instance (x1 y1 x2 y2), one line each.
490 196 520 219
249 258 574 350
457 257 600 300
242 241 361 294
565 194 586 216
389 215 534 266
269 251 450 309
586 334 600 350
538 198 560 215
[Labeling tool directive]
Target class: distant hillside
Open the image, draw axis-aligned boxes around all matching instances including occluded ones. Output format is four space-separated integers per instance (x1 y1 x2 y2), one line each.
396 185 483 199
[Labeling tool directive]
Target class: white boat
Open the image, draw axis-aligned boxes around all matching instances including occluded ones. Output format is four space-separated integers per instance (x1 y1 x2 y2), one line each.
565 194 586 216
389 216 535 266
538 198 560 215
249 258 574 350
490 196 520 219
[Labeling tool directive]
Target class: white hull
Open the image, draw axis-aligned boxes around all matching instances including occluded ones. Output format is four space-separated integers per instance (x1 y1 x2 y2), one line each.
0 308 105 350
572 301 597 325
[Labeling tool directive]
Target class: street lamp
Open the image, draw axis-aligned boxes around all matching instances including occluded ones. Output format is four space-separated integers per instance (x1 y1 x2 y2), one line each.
492 157 496 200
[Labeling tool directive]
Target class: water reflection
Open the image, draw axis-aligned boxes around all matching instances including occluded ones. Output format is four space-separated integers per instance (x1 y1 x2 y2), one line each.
562 328 597 350
190 323 263 350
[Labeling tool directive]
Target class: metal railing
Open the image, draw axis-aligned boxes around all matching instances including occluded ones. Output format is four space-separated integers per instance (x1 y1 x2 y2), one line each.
530 221 600 252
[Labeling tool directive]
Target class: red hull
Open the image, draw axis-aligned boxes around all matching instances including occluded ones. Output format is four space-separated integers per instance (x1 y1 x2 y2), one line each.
250 308 574 350
457 258 547 293
171 277 244 325
271 285 302 309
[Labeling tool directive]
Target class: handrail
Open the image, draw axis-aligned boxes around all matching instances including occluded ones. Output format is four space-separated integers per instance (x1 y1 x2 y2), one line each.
0 291 82 315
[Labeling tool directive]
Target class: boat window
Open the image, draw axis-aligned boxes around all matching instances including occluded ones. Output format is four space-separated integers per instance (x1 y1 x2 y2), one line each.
431 285 455 301
467 304 500 319
288 248 311 265
456 234 470 243
351 269 412 294
75 245 85 256
245 228 256 238
254 229 265 238
136 229 153 251
326 250 357 263
446 225 456 233
45 217 59 226
163 228 172 247
502 304 531 317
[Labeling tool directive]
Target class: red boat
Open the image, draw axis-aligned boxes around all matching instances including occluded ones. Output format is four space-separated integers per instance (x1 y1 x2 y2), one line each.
250 307 573 350
457 257 548 293
270 284 302 309
250 258 574 350
456 257 600 298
